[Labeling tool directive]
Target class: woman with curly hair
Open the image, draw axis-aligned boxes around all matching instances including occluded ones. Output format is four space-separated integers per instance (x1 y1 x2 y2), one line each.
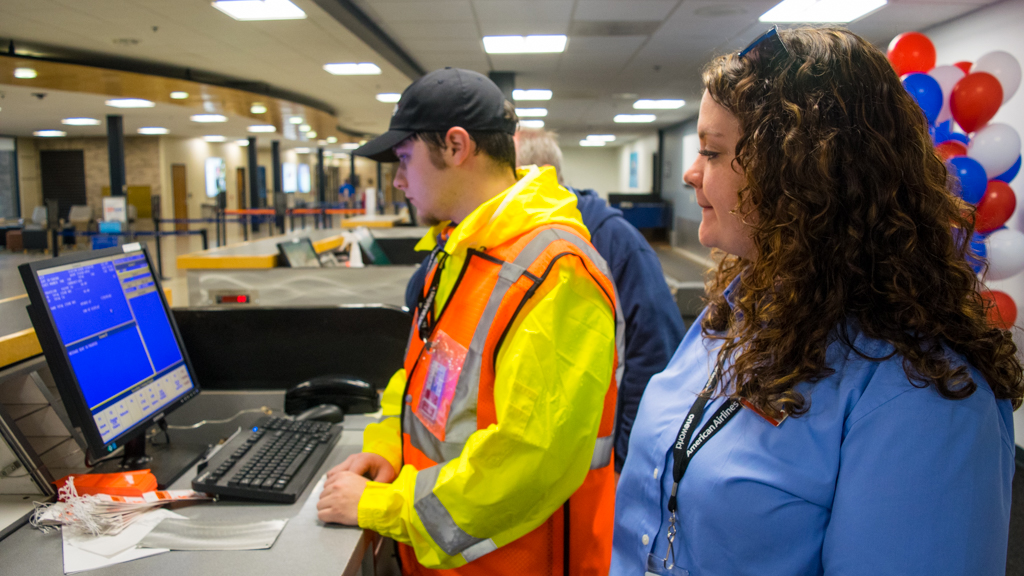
612 26 1022 576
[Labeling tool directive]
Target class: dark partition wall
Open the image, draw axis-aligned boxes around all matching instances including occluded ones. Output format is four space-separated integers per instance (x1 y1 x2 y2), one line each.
39 150 86 221
0 138 18 220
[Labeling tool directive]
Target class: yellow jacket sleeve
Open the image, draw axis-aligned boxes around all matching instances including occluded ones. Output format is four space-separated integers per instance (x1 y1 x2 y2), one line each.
357 257 616 568
361 369 406 475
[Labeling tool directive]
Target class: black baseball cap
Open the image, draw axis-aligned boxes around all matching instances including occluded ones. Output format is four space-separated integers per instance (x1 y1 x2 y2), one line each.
353 67 517 162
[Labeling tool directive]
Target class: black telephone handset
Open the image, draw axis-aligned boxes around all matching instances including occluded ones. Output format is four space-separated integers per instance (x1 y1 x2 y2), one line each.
285 375 380 422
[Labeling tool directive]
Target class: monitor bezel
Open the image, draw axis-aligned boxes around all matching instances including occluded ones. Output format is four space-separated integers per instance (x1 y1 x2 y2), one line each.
276 237 322 268
19 244 202 461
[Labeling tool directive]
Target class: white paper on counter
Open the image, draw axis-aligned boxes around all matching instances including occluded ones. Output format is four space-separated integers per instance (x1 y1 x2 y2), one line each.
62 531 167 575
67 508 186 557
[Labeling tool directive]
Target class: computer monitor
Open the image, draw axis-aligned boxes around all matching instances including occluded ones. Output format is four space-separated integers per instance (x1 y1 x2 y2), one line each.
277 237 321 268
19 243 203 486
351 227 392 265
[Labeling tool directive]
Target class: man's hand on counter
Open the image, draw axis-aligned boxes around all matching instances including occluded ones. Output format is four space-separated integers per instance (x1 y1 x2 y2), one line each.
328 452 397 483
317 452 397 525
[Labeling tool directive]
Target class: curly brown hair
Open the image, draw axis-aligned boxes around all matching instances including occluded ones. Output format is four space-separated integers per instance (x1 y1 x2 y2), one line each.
700 26 1023 415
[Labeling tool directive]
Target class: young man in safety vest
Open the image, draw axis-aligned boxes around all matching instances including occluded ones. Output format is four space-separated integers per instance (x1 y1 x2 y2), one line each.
315 67 622 575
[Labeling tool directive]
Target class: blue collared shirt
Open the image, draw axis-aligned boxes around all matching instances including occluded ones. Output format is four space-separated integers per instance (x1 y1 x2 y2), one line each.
612 287 1015 575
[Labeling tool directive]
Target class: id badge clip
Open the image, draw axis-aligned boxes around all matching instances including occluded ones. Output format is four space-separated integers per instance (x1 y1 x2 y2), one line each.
415 330 467 441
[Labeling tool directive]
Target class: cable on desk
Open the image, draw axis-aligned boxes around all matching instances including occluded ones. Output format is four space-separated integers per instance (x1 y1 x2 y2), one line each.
166 407 274 430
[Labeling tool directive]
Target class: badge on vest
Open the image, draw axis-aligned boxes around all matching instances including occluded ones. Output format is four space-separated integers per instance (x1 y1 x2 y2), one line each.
416 330 468 439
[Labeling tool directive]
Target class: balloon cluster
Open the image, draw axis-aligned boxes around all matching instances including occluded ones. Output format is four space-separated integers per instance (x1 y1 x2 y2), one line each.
888 32 1022 330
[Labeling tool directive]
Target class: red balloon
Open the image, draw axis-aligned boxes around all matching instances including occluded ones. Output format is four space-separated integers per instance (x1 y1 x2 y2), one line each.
954 61 973 74
981 290 1017 329
950 72 1004 133
976 180 1017 233
935 140 968 160
887 32 936 76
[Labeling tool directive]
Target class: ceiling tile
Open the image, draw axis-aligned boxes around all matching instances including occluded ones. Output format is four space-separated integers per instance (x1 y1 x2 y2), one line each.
573 0 679 22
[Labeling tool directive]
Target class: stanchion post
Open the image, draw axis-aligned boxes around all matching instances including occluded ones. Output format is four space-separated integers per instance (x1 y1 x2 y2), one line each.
200 229 208 250
243 214 249 241
154 229 165 279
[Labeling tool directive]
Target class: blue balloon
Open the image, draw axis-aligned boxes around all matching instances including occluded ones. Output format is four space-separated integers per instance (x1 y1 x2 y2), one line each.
902 73 943 125
948 132 970 145
994 155 1021 184
969 232 988 274
934 119 952 143
949 156 988 204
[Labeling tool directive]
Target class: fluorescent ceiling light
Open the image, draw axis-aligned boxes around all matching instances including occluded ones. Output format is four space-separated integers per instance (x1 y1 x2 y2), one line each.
170 91 189 99
513 89 552 101
237 139 250 146
34 130 65 137
294 147 311 154
614 114 656 123
483 35 567 54
204 135 226 142
376 93 401 103
326 136 338 143
341 142 360 150
760 0 886 23
587 134 616 142
106 98 155 108
212 0 306 21
299 124 311 132
14 68 37 79
579 139 605 147
250 103 267 114
520 119 545 129
516 108 548 117
137 127 169 135
634 99 684 110
289 116 304 124
318 139 327 145
323 63 381 75
306 131 317 138
248 124 276 133
192 114 227 123
62 118 101 126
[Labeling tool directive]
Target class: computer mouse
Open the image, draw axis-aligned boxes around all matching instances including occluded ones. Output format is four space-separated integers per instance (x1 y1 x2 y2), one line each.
294 403 344 423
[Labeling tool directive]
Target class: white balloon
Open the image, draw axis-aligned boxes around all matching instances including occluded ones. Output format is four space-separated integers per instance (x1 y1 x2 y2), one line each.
972 50 1021 104
968 123 1022 179
985 228 1024 280
929 65 965 125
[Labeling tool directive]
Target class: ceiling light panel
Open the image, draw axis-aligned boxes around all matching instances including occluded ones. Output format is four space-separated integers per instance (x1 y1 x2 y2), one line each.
248 125 276 133
341 143 360 150
323 63 381 75
516 108 548 117
106 99 155 108
14 68 38 79
192 114 227 123
633 99 684 110
250 103 267 114
587 135 616 142
376 93 401 103
62 118 101 126
294 147 311 154
513 89 553 101
170 91 189 99
579 140 605 147
212 0 306 21
237 139 250 146
289 116 304 124
483 35 567 54
520 120 545 128
760 0 886 23
34 130 66 137
614 114 656 123
137 127 169 135
204 135 227 142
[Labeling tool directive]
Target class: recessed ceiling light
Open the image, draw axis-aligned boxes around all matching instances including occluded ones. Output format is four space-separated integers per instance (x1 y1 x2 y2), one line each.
306 131 317 138
760 0 886 23
299 124 311 132
579 139 605 147
248 125 276 133
376 93 401 103
192 114 227 123
250 103 267 114
294 147 311 154
326 136 338 143
587 134 616 142
204 135 226 142
520 119 545 128
170 91 189 99
237 139 250 146
323 63 381 75
516 108 548 117
212 0 306 21
106 98 155 108
137 127 169 135
634 99 685 110
324 151 333 157
289 116 304 124
483 35 567 54
341 142 360 150
61 118 101 126
513 89 553 101
317 139 328 145
614 114 656 123
34 130 65 137
14 68 37 79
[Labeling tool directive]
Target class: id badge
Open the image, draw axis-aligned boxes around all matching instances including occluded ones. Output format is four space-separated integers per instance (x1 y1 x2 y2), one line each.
415 330 467 440
645 553 689 576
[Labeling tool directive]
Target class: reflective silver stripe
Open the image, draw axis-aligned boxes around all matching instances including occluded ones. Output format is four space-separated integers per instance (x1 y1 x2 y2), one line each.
462 539 498 562
414 463 490 557
404 409 465 462
590 435 614 470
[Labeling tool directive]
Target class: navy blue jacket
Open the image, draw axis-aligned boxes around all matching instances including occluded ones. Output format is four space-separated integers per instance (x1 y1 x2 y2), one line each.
404 188 685 472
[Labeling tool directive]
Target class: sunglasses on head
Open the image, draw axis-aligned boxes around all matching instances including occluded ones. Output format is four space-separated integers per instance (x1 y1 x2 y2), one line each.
738 26 790 61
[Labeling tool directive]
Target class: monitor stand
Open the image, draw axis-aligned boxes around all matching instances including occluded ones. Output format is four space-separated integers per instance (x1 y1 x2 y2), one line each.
93 435 207 489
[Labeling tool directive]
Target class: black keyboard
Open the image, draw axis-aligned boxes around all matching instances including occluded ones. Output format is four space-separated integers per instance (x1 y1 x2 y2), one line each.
192 416 342 504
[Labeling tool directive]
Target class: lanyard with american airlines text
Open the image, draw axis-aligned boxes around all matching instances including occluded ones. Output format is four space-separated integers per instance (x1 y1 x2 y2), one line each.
416 226 455 343
661 362 743 571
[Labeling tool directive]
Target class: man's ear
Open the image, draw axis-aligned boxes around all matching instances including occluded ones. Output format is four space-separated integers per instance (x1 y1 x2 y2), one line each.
444 127 474 167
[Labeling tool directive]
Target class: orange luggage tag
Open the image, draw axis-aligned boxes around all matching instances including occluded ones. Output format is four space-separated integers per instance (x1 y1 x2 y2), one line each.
53 469 158 500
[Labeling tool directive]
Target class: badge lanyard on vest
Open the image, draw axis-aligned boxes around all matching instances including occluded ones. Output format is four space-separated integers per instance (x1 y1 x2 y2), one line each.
416 242 448 344
661 362 743 572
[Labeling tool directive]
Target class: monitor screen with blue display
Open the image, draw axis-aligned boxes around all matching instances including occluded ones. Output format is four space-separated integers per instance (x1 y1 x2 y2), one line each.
19 243 200 463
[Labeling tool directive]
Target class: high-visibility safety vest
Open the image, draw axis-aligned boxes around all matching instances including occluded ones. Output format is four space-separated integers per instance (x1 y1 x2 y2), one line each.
399 222 623 576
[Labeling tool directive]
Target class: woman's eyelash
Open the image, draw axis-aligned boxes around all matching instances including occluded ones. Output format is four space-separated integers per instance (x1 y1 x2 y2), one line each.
698 149 718 158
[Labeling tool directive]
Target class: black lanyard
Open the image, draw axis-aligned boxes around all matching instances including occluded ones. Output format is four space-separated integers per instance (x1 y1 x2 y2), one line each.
416 243 448 342
667 363 743 514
